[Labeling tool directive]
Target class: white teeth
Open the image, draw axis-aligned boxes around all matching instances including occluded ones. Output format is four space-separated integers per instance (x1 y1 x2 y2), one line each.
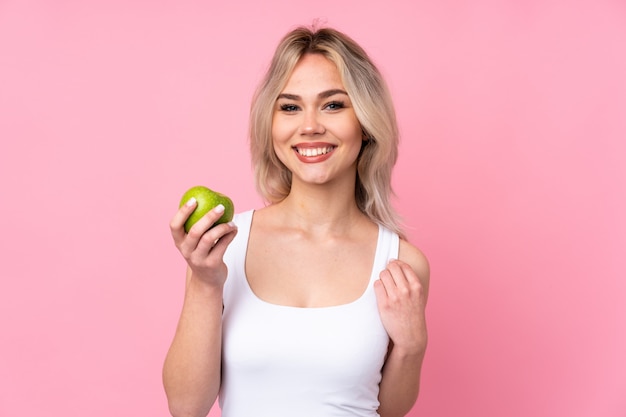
297 146 334 157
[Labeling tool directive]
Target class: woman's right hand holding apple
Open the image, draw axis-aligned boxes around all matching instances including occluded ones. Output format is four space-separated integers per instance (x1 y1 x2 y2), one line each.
169 197 238 288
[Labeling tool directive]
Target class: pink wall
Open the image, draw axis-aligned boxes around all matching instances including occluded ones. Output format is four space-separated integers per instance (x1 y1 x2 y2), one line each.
1 1 624 416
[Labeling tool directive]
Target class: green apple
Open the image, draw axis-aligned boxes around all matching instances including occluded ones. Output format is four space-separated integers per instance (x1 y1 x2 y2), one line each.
179 185 235 233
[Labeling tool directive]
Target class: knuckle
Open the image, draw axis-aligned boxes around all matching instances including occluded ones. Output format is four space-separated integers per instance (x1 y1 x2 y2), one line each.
199 231 218 245
169 218 180 231
398 286 410 297
187 227 205 239
409 280 422 292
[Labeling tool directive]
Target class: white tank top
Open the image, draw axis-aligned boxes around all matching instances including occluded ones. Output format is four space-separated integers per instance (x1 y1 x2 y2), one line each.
220 210 398 417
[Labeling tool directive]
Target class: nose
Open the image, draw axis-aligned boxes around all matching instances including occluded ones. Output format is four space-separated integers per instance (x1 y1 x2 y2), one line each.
300 109 325 136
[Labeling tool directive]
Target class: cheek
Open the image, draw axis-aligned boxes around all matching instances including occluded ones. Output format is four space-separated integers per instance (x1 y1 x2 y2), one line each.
272 141 293 169
341 120 366 147
271 114 293 144
271 130 291 165
337 112 364 140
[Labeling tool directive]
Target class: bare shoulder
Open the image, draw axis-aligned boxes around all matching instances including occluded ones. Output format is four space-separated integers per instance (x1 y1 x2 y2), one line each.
398 239 430 295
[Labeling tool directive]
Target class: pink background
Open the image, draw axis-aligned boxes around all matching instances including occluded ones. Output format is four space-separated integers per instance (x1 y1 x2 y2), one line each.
1 1 625 416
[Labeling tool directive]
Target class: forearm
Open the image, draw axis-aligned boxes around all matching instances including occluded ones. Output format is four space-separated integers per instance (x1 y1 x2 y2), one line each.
163 275 224 417
377 345 426 417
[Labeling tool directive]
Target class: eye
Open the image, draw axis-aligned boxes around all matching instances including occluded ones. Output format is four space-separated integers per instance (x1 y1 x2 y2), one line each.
324 101 345 111
280 104 300 112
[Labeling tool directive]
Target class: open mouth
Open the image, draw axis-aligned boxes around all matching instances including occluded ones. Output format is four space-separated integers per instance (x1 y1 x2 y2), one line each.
293 146 336 157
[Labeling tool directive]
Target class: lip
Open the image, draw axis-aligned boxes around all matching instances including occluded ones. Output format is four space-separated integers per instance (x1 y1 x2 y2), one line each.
292 142 336 163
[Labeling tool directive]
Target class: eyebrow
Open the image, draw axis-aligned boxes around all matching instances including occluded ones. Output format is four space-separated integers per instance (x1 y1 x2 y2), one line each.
277 89 349 101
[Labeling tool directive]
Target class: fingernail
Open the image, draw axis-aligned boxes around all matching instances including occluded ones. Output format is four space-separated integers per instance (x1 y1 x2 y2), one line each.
227 221 237 228
214 204 225 213
185 197 197 207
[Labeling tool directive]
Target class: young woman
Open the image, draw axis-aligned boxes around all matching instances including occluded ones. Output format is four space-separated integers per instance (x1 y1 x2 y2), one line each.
163 26 430 417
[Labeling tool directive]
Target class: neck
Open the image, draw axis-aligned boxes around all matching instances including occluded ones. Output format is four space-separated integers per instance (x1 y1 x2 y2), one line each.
274 177 367 236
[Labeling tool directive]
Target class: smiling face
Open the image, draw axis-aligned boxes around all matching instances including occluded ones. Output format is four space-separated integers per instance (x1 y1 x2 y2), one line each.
271 53 365 188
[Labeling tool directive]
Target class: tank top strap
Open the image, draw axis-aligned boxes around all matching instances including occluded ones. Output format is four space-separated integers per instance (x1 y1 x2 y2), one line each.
369 224 400 285
223 210 254 295
233 210 254 236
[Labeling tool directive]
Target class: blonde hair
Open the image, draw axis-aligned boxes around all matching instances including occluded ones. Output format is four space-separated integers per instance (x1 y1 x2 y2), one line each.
249 26 405 238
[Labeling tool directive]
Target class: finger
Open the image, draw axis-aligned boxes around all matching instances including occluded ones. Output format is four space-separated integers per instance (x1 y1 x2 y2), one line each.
378 268 397 295
179 204 228 255
392 260 423 294
387 259 420 291
186 204 227 237
380 261 414 301
387 258 408 278
374 278 389 300
373 279 390 310
194 221 237 255
393 259 419 280
207 224 238 260
170 197 197 244
388 260 426 305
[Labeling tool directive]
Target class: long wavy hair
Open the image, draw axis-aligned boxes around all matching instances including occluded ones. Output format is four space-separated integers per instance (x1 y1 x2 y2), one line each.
249 26 405 238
